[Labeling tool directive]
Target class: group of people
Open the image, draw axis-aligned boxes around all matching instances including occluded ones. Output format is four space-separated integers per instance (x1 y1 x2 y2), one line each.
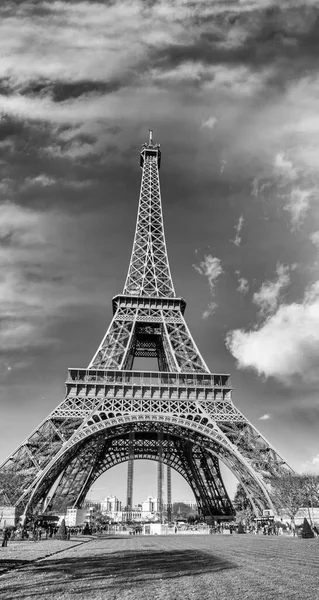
0 522 100 547
1 524 66 545
209 523 235 534
207 520 295 535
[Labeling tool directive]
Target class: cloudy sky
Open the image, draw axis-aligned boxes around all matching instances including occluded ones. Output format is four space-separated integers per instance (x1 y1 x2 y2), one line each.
1 0 319 504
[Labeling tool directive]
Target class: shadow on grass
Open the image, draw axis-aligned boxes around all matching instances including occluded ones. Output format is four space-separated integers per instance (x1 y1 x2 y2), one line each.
0 559 30 575
1 548 238 598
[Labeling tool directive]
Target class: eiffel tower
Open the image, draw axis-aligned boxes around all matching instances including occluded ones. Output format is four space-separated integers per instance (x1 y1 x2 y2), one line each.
0 131 292 522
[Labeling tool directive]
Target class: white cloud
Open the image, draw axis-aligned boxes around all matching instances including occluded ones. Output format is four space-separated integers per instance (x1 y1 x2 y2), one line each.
259 414 271 420
0 0 272 128
201 116 217 129
193 255 223 294
253 263 290 315
226 279 319 386
237 277 249 295
312 454 319 466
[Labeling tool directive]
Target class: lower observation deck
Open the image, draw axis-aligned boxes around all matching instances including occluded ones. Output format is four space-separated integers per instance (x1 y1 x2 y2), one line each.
112 295 186 314
65 369 232 403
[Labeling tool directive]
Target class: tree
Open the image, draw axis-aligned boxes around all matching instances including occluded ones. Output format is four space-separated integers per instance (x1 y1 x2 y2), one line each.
233 484 253 512
82 522 91 535
0 473 28 505
301 474 319 507
299 473 319 527
271 474 319 521
233 484 255 526
237 522 246 534
172 502 196 521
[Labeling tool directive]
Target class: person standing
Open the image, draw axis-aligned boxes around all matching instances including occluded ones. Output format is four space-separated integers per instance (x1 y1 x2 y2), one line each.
2 528 9 547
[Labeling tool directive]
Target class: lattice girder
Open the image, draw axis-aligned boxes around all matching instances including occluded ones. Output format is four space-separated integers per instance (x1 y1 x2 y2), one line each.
24 417 271 517
46 430 234 517
124 146 175 297
89 299 209 372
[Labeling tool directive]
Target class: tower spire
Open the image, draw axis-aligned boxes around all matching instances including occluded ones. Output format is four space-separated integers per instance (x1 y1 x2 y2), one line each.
123 132 175 297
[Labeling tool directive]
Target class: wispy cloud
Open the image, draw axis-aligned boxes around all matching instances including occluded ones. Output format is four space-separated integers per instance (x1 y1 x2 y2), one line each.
237 277 249 295
24 174 93 189
193 255 223 319
259 414 271 420
310 231 319 248
253 263 290 315
274 152 298 181
0 201 107 361
274 151 316 230
193 255 223 294
300 454 319 474
232 215 244 247
201 116 217 129
24 175 56 187
284 188 312 230
202 302 217 320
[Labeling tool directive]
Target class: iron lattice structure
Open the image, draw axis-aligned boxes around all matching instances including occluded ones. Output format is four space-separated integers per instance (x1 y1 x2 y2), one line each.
0 132 292 521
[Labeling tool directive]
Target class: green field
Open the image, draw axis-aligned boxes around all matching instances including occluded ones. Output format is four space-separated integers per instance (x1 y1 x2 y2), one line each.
0 534 318 600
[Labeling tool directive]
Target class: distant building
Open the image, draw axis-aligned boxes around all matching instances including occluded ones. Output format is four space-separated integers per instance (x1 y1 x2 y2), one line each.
65 508 87 527
177 500 197 510
65 505 100 527
0 506 16 528
142 496 158 516
100 495 122 518
121 508 143 522
276 507 319 527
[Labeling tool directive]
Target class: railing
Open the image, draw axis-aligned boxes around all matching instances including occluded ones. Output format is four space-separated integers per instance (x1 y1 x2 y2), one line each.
66 369 231 389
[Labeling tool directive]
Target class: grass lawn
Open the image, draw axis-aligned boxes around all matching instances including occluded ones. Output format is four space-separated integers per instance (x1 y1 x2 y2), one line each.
0 534 318 600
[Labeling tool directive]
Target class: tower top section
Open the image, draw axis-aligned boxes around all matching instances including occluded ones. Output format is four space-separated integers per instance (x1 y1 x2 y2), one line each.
123 132 175 298
140 129 161 169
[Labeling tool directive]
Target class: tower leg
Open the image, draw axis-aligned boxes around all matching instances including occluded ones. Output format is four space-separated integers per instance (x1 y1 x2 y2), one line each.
167 465 172 523
157 432 163 522
126 432 134 515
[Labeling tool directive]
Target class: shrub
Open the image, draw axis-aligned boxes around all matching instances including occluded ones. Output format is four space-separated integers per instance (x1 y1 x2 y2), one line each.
56 518 67 540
